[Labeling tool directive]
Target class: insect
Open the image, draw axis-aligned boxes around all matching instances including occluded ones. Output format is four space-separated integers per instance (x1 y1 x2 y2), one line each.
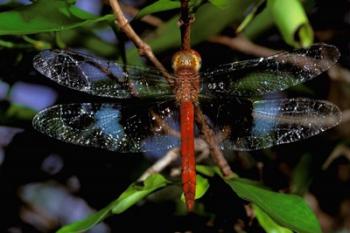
32 44 341 211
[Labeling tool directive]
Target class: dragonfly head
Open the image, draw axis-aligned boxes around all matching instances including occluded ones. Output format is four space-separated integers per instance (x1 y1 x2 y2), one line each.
172 49 201 72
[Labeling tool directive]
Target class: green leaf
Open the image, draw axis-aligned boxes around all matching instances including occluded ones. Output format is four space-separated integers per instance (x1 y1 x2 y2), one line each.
224 177 321 233
0 39 16 48
6 103 36 119
291 154 314 195
181 174 210 203
136 0 181 19
0 103 36 126
241 5 274 40
57 174 169 233
112 173 169 213
243 0 313 48
236 0 265 33
208 0 231 8
196 165 216 177
126 0 258 64
253 204 293 233
195 174 210 199
0 0 114 35
22 35 52 49
267 0 313 47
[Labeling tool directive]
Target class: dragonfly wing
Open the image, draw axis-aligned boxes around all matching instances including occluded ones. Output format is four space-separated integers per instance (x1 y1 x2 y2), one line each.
32 102 181 154
33 49 173 99
200 98 342 151
200 44 340 97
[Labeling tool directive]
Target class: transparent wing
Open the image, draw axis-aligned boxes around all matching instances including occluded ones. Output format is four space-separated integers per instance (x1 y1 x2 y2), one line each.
200 98 342 151
200 44 340 97
32 102 181 154
33 49 174 99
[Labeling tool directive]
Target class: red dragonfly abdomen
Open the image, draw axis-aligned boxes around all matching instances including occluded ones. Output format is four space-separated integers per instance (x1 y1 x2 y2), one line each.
180 100 195 211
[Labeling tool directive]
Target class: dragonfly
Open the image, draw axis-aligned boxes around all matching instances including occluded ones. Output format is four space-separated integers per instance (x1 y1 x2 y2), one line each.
32 44 342 211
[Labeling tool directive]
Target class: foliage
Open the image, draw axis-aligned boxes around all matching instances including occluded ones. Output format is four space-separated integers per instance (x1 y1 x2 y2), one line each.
0 0 114 35
226 178 321 233
242 0 313 47
137 0 181 18
253 205 293 233
56 166 321 233
0 102 36 125
198 166 322 233
267 0 313 47
0 0 326 233
57 174 169 233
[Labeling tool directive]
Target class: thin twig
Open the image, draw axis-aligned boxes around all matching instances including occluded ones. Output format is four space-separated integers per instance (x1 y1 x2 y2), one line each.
120 4 163 27
338 110 350 124
323 144 350 170
328 64 350 83
195 138 211 161
139 138 211 181
108 0 179 178
108 0 174 85
209 34 277 57
137 125 232 180
138 148 180 181
195 106 233 176
210 34 343 81
150 111 181 138
180 0 192 50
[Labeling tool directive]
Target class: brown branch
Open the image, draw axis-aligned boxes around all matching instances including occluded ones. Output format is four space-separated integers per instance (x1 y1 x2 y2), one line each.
195 138 211 161
209 34 277 57
138 113 233 180
340 109 350 123
150 111 181 138
138 148 179 181
322 144 350 170
210 34 341 81
138 138 211 181
120 4 163 27
180 0 192 50
195 106 233 177
328 64 350 83
108 0 174 85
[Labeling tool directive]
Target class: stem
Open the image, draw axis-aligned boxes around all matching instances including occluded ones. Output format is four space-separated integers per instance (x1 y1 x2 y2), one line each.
178 0 233 176
138 148 180 181
209 34 278 57
180 0 192 50
195 107 233 177
108 0 174 86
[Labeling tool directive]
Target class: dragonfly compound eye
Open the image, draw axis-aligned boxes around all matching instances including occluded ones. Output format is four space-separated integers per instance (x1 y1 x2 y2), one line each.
172 49 202 72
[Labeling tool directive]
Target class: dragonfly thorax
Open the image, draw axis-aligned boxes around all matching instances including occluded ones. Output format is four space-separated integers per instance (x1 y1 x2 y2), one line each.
172 50 201 103
172 49 201 71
